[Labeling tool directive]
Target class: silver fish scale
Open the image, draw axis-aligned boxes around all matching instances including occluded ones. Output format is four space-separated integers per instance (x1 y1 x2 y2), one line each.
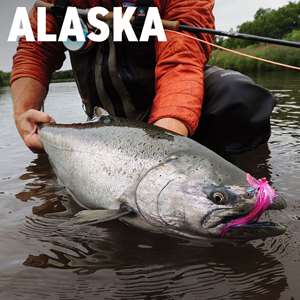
40 123 197 210
39 118 287 240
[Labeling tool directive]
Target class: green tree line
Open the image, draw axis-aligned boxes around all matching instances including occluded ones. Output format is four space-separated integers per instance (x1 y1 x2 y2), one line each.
0 71 10 87
0 70 74 87
220 1 300 49
209 43 300 73
211 2 300 72
51 70 74 82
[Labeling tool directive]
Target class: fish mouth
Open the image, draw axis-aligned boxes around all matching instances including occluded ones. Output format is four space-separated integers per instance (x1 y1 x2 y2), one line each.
202 207 286 241
222 221 287 240
268 194 287 210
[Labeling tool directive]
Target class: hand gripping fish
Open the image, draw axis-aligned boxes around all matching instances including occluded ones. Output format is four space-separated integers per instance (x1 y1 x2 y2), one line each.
39 116 287 241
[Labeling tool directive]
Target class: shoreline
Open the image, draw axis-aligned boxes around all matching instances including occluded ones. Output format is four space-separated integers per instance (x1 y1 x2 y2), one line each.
209 44 300 73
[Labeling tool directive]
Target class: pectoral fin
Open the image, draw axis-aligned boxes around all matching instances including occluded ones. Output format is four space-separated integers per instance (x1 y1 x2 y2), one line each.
68 206 134 226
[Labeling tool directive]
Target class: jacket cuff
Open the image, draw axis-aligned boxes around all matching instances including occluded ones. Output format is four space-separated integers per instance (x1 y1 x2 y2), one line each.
10 70 50 88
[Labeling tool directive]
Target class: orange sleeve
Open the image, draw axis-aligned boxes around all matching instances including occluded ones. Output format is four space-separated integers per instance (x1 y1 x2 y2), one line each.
148 0 215 135
10 1 66 88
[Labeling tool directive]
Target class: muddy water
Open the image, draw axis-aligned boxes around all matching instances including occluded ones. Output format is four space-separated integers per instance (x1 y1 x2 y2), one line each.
0 72 299 300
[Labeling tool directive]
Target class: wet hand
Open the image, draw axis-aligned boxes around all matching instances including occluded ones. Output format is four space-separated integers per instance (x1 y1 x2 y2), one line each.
14 109 55 153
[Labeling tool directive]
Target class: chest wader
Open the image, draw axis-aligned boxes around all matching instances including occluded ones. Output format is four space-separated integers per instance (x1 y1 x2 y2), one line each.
51 0 275 155
197 66 275 155
70 33 156 121
69 0 156 121
71 44 275 155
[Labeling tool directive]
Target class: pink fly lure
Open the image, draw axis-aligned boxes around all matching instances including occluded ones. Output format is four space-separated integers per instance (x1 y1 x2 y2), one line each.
221 174 277 237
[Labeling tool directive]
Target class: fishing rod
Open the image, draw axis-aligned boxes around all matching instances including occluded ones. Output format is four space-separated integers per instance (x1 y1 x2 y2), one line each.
35 0 300 49
178 24 300 49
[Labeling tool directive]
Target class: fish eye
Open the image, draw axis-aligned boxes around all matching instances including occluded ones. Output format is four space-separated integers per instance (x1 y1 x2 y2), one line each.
245 187 256 199
212 192 227 205
245 192 255 199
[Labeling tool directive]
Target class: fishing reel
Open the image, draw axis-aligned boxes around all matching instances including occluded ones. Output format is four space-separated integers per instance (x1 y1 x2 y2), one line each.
35 0 97 52
53 0 98 53
63 17 97 52
34 0 156 52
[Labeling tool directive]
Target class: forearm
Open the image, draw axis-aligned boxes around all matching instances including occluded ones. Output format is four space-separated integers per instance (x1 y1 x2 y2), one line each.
154 118 188 136
149 0 214 135
149 31 206 135
11 78 54 153
11 78 47 118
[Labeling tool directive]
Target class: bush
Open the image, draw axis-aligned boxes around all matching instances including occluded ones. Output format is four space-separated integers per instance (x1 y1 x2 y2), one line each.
209 45 300 73
219 2 300 49
0 71 10 87
51 70 74 82
285 29 300 41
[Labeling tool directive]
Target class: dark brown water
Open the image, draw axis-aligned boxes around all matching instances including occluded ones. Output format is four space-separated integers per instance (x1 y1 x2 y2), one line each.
0 72 299 300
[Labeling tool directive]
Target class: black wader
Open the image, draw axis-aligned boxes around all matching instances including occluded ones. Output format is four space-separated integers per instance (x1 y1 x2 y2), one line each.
70 43 275 155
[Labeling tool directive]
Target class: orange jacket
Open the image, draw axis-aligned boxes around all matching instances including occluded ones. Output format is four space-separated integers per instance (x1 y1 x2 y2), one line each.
11 0 215 134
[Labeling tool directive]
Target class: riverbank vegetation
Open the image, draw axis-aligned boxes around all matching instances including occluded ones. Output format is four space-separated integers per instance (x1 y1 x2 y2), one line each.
210 2 300 72
1 2 299 81
51 70 74 82
0 71 10 87
209 42 300 73
0 70 74 87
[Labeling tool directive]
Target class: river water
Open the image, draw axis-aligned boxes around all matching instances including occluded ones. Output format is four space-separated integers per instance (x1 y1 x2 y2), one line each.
0 72 299 299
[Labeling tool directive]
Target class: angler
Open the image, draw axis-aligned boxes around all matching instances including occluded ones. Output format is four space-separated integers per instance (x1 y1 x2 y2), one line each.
11 0 275 155
8 6 166 42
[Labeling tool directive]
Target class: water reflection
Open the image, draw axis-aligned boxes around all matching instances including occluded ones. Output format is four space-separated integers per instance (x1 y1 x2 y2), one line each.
19 213 287 299
228 143 272 181
10 152 288 300
1 78 299 299
15 155 55 202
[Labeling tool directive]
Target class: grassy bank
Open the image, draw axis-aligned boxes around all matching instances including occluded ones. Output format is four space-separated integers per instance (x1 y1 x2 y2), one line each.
209 44 300 73
51 70 74 83
0 71 10 87
0 70 74 87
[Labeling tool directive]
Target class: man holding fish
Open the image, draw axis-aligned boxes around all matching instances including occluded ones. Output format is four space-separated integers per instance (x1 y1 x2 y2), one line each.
10 0 274 155
9 0 288 241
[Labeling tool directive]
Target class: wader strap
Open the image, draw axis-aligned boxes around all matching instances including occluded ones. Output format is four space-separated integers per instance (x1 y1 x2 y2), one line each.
94 39 117 116
52 0 69 25
94 33 150 119
107 36 140 118
70 46 102 118
70 0 156 121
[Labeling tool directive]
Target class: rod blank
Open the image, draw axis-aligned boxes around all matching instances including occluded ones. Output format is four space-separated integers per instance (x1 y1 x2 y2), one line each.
34 1 300 49
179 25 300 49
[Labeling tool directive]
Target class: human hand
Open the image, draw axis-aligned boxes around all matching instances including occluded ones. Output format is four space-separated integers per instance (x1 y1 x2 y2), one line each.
14 109 55 153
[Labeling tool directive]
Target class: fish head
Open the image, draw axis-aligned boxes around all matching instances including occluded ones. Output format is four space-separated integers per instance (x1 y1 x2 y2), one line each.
157 175 287 241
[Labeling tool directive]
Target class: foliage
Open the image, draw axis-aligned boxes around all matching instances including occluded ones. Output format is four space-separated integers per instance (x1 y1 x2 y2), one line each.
285 29 300 41
51 70 74 82
220 2 300 49
0 71 10 87
212 2 300 72
0 70 74 87
209 45 300 73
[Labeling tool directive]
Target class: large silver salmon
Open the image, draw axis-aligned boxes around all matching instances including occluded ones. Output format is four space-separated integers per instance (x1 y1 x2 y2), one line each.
39 116 286 241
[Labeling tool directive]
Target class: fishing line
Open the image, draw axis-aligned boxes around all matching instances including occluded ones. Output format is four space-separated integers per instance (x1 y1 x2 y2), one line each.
165 30 300 72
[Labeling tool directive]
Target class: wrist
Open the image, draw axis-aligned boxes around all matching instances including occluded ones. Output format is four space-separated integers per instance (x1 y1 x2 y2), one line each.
154 118 189 136
11 78 47 118
13 110 25 119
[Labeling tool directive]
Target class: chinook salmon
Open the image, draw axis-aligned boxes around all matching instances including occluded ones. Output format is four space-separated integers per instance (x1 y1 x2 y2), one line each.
39 116 287 241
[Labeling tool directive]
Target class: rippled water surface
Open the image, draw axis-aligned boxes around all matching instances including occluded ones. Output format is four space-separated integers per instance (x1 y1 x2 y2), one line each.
0 72 299 300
